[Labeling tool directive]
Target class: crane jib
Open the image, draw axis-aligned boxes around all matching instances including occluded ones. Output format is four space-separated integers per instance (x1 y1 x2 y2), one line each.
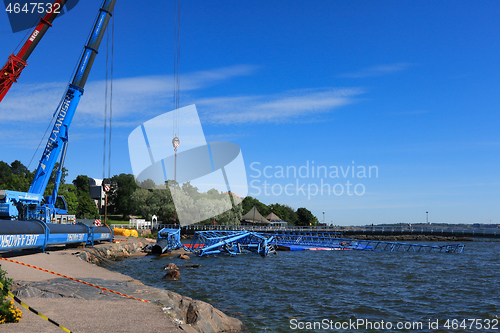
29 85 83 195
90 12 107 44
74 49 92 83
41 94 71 164
72 0 116 89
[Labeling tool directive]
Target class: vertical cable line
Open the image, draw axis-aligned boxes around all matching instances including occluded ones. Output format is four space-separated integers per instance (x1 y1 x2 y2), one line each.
102 13 114 180
103 25 109 179
172 0 181 183
172 0 181 135
108 13 114 179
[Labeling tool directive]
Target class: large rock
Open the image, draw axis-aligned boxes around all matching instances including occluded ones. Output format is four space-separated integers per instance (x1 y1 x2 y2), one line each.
163 270 181 280
186 299 245 333
165 263 179 270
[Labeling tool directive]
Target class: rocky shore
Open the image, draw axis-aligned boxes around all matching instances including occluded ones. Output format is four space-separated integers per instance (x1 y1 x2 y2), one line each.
1 237 246 333
74 239 245 332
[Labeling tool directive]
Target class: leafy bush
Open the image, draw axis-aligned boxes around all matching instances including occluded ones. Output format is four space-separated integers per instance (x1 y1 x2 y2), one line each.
0 265 22 324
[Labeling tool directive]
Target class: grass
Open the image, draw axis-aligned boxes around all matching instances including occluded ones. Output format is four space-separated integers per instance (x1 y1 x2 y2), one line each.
103 215 131 225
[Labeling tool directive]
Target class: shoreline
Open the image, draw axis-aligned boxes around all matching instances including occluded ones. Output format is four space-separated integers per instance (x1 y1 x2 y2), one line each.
0 237 245 333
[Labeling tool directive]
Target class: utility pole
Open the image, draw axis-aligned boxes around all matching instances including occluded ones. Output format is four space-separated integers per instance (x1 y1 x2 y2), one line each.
102 179 111 225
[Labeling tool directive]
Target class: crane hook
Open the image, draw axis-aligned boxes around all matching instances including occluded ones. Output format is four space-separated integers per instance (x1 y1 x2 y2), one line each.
172 135 180 152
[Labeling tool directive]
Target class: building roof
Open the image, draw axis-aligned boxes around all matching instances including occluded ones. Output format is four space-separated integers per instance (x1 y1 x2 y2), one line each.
241 206 270 224
266 212 282 222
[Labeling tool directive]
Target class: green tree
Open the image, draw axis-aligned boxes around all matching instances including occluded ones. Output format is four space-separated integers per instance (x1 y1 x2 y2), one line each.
131 188 176 222
139 178 156 190
110 173 139 217
43 162 68 197
296 207 319 226
212 202 242 225
182 181 201 200
10 160 28 175
72 175 98 219
0 160 33 192
58 183 78 215
269 203 299 225
241 196 270 217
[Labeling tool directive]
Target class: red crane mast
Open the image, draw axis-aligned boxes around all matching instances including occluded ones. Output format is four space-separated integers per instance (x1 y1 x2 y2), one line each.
0 0 68 102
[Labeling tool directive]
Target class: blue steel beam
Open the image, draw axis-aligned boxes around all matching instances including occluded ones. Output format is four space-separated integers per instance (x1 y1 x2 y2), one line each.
187 231 277 257
270 233 465 253
152 228 183 254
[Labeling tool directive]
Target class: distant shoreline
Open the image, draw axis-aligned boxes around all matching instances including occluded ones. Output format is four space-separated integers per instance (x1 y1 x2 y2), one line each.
346 234 474 242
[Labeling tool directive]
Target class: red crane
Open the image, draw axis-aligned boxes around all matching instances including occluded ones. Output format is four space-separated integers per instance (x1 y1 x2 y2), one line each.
0 0 68 102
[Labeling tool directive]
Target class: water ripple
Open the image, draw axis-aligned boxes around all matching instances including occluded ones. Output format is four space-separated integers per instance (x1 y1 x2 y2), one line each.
111 241 499 332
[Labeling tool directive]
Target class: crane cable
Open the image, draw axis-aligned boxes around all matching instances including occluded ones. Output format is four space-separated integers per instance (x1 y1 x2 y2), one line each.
172 0 181 182
103 11 114 180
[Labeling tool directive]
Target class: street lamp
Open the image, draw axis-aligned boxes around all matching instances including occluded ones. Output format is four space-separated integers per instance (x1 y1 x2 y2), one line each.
323 211 325 225
426 212 429 224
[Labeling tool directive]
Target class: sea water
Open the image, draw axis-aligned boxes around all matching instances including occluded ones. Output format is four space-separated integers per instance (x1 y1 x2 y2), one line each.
110 240 500 332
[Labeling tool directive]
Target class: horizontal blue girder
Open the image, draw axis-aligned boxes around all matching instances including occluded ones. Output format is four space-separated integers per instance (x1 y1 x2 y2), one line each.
0 220 112 252
185 230 465 256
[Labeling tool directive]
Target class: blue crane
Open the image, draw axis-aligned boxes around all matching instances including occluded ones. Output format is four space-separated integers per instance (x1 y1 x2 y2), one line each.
0 0 117 224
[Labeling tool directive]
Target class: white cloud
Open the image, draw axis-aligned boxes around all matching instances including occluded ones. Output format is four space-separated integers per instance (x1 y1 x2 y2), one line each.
339 62 414 78
0 65 258 124
0 65 362 128
196 88 364 124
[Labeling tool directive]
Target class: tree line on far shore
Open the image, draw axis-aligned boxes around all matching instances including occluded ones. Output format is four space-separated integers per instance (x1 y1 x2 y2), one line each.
0 160 319 226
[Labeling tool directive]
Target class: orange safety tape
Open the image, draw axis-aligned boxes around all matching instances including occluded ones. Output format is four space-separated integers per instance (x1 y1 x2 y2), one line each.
0 257 150 303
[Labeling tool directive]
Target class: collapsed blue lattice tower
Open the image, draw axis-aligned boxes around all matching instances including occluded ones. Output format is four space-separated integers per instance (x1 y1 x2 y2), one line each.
152 228 183 254
187 230 277 257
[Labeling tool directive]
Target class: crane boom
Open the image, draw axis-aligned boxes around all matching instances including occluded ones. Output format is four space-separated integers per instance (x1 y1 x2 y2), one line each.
0 0 69 103
30 0 116 200
0 0 116 224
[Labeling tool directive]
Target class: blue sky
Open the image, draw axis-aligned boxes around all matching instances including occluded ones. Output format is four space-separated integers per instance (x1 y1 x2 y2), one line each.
1 0 499 225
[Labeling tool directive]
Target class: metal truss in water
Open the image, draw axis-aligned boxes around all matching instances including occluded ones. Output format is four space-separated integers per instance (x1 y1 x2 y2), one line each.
268 232 465 253
151 228 183 254
178 230 464 257
186 231 277 257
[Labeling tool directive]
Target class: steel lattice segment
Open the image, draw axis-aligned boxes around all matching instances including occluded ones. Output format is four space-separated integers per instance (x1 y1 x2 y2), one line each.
152 228 183 255
187 231 277 257
268 233 465 253
183 230 464 257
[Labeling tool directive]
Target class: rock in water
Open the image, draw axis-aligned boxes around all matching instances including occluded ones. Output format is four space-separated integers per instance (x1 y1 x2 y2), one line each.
187 299 246 332
163 270 181 280
164 263 179 270
179 254 190 260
